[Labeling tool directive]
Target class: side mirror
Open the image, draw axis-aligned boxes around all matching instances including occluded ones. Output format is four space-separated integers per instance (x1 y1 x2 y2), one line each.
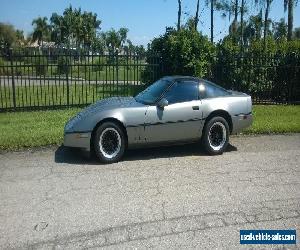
157 98 168 109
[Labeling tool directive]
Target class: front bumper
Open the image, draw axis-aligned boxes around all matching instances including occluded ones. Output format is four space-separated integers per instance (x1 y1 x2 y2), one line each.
64 132 91 151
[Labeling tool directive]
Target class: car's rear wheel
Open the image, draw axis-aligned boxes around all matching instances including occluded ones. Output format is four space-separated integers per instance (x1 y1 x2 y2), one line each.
94 122 126 163
202 116 229 155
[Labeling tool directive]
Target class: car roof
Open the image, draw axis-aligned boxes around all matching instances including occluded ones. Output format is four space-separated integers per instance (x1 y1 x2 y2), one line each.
162 75 201 82
161 76 228 91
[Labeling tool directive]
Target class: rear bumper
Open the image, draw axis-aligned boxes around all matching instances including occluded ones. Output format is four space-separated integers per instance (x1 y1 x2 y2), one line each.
64 132 91 151
231 113 253 134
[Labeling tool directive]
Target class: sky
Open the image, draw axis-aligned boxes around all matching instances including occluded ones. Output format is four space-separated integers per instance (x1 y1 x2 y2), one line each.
0 0 299 46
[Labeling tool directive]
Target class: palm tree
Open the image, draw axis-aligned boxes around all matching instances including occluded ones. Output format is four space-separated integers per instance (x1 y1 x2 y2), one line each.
242 13 264 44
104 29 121 53
240 0 245 49
195 0 200 29
15 29 25 46
50 13 66 46
233 0 239 35
32 17 50 46
293 27 300 39
206 0 232 43
273 18 287 40
177 0 182 30
81 11 101 49
263 0 273 47
284 0 296 40
204 0 216 42
62 5 77 47
119 27 129 48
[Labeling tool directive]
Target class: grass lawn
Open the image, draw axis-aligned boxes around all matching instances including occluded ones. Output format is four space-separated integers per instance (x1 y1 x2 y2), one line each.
0 105 299 150
0 108 80 150
244 105 300 134
0 84 144 109
1 58 148 81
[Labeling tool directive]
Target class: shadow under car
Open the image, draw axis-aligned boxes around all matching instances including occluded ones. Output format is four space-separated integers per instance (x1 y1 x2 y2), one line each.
54 143 237 165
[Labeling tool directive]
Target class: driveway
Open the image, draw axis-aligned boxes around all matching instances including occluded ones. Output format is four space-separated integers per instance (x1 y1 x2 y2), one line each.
0 134 299 249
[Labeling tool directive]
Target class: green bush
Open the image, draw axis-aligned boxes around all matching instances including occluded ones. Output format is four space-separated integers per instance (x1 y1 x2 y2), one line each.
143 28 215 82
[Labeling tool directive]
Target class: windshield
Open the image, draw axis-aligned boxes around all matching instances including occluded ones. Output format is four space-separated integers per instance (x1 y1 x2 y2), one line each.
135 79 172 104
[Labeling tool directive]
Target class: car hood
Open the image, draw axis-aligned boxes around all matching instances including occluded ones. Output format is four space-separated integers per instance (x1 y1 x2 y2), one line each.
78 96 142 117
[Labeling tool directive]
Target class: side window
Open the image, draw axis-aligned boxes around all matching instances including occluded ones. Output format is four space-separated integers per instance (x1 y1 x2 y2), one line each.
200 83 230 99
164 81 199 104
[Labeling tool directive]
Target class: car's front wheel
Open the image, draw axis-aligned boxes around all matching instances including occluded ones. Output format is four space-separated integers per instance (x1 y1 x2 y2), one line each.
202 116 229 155
94 122 126 163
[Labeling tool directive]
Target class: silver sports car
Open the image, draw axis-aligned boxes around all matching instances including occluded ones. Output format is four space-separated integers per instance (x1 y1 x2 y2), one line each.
64 76 252 163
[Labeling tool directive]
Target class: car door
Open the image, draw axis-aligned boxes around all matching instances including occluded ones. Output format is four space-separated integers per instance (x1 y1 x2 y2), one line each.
144 80 204 144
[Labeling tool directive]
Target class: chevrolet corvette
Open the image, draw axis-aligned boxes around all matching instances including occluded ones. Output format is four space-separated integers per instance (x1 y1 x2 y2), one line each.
64 76 252 163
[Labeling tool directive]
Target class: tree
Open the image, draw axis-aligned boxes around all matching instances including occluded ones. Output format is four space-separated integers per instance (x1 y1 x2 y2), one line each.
146 27 215 78
177 0 182 31
210 0 215 42
263 0 273 47
123 39 135 53
102 30 116 53
233 0 239 35
185 17 197 31
284 0 296 40
119 28 129 48
206 0 233 43
15 30 25 45
215 0 240 41
273 18 287 40
92 32 106 53
204 0 218 42
62 5 80 47
240 0 245 49
0 23 17 49
32 17 50 46
50 13 66 45
195 0 200 29
294 27 300 39
242 13 264 44
49 5 101 49
101 28 129 53
81 11 101 49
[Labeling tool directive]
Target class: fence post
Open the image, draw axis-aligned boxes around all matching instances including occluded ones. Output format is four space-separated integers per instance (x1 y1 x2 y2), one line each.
288 52 296 104
66 51 70 107
116 48 119 93
160 56 164 79
9 48 16 110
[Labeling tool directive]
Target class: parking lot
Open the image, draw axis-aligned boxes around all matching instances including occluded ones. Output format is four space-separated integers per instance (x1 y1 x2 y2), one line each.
0 134 299 249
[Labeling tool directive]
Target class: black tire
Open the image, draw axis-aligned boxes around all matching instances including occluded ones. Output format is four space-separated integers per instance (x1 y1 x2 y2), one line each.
202 116 229 155
93 122 126 163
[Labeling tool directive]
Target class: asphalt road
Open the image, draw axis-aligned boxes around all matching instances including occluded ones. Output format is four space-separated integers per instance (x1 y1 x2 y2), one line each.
0 134 299 249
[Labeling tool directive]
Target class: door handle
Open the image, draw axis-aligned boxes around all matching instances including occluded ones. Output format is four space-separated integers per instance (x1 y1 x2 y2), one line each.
192 106 199 110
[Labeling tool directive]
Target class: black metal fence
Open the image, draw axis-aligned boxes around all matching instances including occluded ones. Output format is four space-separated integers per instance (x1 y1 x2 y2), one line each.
0 48 299 112
0 48 161 111
211 52 300 104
